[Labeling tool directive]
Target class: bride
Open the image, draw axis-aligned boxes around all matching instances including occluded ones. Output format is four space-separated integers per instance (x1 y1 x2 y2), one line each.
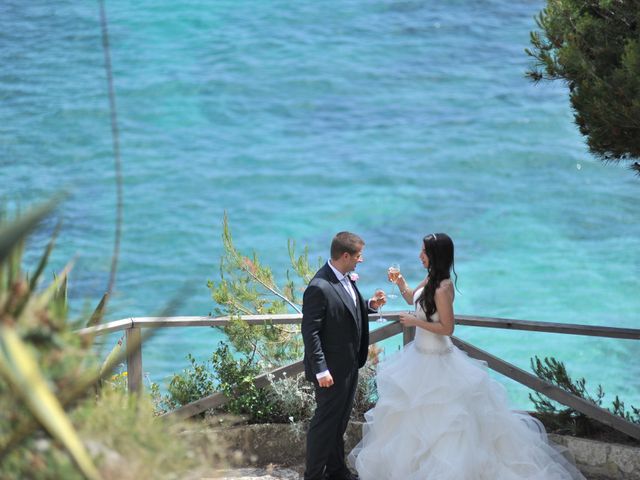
349 233 585 480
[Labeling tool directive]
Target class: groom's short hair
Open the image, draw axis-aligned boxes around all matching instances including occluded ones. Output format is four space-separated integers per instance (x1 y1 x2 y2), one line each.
331 232 365 259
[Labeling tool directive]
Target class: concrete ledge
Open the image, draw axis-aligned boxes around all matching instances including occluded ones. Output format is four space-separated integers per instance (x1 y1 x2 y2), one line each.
211 422 640 480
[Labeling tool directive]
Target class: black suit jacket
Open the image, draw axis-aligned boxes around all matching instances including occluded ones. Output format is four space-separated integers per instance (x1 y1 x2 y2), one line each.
301 262 371 383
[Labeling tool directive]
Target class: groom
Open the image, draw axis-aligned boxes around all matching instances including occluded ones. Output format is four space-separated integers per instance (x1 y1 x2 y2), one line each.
302 232 384 480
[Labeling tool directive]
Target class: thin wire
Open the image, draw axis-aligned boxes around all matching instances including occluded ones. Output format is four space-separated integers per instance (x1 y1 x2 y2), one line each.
98 0 123 302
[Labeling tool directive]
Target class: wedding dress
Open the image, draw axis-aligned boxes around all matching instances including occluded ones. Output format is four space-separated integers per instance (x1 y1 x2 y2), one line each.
349 287 585 480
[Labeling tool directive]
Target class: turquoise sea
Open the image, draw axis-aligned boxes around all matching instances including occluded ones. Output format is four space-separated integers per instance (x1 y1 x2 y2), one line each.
1 0 638 408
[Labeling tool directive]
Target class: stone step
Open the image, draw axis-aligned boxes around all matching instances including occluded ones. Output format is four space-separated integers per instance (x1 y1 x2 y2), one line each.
212 466 302 479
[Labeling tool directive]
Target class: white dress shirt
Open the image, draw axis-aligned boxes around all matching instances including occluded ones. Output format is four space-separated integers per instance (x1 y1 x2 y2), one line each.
329 260 357 306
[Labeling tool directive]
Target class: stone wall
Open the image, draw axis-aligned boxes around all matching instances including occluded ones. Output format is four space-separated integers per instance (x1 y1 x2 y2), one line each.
210 422 640 480
550 434 640 480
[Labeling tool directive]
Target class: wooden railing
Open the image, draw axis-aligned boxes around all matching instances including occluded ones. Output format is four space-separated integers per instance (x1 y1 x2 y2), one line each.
77 314 640 440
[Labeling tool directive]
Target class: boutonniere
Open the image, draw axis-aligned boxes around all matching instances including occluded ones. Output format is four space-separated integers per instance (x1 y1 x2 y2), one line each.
349 272 359 282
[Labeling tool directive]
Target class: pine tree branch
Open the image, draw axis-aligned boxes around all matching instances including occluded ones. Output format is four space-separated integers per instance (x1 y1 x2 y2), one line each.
237 262 302 314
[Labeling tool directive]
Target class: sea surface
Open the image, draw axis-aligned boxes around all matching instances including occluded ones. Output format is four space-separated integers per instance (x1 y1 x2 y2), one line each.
1 0 638 408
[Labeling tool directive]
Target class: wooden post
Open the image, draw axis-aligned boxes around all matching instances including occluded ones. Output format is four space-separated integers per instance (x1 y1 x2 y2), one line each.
403 326 415 345
125 327 143 394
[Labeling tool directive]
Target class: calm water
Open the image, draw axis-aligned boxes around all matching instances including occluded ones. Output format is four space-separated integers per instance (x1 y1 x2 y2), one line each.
1 0 638 408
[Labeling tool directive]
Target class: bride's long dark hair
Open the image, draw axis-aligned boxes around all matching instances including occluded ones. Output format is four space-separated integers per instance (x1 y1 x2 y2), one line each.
418 233 457 319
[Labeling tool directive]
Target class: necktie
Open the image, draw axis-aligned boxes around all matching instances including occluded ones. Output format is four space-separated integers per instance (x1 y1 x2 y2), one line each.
342 276 357 306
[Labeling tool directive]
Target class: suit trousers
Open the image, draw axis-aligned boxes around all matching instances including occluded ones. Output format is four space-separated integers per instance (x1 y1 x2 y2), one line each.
304 366 359 480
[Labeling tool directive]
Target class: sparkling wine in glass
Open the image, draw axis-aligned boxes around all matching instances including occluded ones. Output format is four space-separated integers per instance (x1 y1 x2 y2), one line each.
387 263 400 299
374 289 386 322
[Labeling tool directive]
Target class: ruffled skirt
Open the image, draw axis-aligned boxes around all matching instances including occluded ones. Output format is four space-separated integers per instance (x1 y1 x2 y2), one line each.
349 341 585 480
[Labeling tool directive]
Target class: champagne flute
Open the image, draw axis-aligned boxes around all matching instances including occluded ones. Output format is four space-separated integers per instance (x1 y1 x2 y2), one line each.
387 263 400 299
374 289 386 322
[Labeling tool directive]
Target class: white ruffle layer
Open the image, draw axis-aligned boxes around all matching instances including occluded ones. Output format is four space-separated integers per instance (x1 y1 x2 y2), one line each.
349 341 585 480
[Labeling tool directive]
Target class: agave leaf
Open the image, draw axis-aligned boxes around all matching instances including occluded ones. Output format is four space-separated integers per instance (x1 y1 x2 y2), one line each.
86 292 109 328
29 219 62 293
14 261 73 328
0 195 64 266
9 221 61 318
33 261 73 312
59 275 68 301
0 327 148 461
0 326 101 480
99 334 123 378
7 235 24 287
0 255 4 293
52 274 69 320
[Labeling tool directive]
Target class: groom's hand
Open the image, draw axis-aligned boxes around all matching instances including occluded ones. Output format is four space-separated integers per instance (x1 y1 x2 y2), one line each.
370 290 387 310
318 373 334 388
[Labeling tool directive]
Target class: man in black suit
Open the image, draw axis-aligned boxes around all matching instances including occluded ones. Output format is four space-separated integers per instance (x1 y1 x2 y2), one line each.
302 232 385 480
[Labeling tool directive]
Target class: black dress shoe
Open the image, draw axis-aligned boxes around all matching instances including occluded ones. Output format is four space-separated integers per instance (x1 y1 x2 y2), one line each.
326 471 359 480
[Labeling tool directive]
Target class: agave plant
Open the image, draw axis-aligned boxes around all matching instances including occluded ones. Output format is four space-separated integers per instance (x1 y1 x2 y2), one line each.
0 200 100 477
0 200 224 480
0 200 152 479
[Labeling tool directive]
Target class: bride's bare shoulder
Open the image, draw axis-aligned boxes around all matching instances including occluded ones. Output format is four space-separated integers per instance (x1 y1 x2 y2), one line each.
436 279 454 298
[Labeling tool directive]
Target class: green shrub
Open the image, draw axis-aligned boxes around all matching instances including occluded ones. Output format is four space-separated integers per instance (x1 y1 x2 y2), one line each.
160 343 276 423
211 343 276 423
161 341 380 425
266 371 316 424
162 354 217 411
530 356 639 437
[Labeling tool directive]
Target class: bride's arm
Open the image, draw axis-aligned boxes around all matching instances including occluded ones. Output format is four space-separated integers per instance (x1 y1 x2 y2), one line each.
399 283 455 336
395 274 428 305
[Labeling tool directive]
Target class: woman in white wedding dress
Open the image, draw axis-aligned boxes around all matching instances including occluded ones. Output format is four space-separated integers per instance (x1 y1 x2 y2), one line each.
349 233 585 480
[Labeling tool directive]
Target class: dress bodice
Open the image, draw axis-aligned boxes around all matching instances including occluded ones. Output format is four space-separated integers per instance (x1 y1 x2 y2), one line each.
413 287 453 354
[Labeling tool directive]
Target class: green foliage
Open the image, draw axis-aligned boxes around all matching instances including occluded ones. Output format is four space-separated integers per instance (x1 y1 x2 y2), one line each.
530 356 639 436
207 214 321 367
611 395 640 424
0 205 101 479
263 360 378 424
160 215 320 419
162 354 217 411
156 215 379 425
159 343 275 423
264 364 379 424
70 387 219 480
160 342 380 426
352 362 378 419
265 371 316 424
287 239 318 286
526 0 640 174
0 205 225 479
211 343 275 423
